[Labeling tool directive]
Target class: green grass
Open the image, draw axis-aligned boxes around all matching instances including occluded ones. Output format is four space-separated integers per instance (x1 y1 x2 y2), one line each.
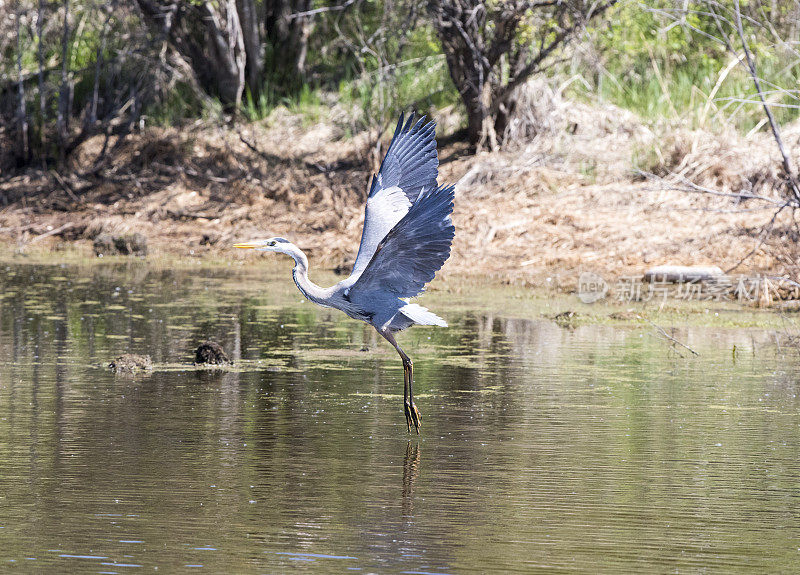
242 86 277 122
241 83 326 123
584 56 800 132
336 53 460 131
143 81 208 126
570 2 800 133
138 2 800 138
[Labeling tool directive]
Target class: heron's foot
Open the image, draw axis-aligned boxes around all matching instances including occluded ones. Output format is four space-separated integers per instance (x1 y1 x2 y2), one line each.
405 400 421 434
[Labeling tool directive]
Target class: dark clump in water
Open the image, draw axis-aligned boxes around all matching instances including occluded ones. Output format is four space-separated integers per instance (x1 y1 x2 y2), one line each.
194 341 231 365
109 353 153 373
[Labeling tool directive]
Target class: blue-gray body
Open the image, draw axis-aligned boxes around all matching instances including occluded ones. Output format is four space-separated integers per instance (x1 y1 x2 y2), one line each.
235 114 455 433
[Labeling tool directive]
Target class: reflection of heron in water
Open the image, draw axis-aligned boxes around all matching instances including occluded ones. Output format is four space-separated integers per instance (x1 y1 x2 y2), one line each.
402 441 421 517
235 114 455 434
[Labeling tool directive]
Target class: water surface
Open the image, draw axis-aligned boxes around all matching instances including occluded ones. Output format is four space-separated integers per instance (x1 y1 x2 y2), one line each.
1 261 799 573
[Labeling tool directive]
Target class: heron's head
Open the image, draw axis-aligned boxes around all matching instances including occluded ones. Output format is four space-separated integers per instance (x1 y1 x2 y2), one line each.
234 237 306 264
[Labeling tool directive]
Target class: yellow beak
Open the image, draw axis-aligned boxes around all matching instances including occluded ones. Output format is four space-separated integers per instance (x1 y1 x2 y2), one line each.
234 241 258 249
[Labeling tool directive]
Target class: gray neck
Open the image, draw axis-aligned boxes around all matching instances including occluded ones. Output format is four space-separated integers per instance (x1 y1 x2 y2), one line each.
289 249 329 305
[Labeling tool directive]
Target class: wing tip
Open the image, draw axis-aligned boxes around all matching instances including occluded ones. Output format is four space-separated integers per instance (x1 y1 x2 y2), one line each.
398 111 437 138
396 112 405 131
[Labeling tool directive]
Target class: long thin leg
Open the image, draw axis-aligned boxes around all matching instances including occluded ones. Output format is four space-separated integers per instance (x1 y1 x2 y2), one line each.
379 328 421 434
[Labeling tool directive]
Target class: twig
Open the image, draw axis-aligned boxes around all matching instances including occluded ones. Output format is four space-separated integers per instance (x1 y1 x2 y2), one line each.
725 202 789 274
237 131 280 163
642 317 699 356
638 171 791 207
286 0 356 20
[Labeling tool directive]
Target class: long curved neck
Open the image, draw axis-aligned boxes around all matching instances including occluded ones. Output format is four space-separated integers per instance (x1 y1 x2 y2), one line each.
289 248 328 305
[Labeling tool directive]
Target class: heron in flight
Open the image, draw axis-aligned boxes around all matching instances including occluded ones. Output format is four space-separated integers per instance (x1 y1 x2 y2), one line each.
235 113 455 433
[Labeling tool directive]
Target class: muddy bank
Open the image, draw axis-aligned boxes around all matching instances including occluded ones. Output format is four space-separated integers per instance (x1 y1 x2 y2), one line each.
1 106 798 288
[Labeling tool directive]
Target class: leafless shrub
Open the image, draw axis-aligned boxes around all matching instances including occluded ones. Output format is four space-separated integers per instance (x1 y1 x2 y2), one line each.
640 0 800 277
329 0 425 169
428 0 617 149
0 1 174 172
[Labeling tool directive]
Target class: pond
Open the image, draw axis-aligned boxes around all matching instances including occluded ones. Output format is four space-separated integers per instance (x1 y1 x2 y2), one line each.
0 260 799 573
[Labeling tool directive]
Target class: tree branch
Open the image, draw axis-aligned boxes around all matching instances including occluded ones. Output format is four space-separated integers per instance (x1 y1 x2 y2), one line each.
732 0 800 204
496 0 617 106
286 0 356 20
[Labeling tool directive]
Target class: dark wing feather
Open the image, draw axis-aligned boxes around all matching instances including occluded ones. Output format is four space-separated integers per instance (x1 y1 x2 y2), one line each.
350 183 455 299
349 113 439 279
369 113 439 202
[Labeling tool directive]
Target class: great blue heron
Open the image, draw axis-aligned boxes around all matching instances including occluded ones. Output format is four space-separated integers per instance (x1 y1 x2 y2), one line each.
235 113 455 434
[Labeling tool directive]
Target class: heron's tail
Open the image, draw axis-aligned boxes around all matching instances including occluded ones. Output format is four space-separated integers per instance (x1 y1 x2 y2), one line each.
399 303 447 327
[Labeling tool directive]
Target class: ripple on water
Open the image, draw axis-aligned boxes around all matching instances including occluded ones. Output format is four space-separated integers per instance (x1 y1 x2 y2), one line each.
0 262 798 572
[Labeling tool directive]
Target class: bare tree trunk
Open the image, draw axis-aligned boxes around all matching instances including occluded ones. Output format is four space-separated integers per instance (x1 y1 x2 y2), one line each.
428 0 493 147
57 0 72 163
16 8 29 163
135 0 247 110
237 0 263 96
89 10 111 129
440 45 490 146
37 0 47 166
429 0 616 149
200 0 246 108
265 0 312 85
465 91 487 147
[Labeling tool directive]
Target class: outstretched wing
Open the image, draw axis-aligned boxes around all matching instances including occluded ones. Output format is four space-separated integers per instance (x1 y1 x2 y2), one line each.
349 113 439 280
349 183 455 299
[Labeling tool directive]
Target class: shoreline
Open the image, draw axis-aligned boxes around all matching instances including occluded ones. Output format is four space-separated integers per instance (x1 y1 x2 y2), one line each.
0 244 795 333
2 112 798 295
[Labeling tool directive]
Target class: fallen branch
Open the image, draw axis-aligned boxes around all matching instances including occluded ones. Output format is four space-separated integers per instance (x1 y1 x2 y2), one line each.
638 170 792 208
28 222 74 243
51 170 84 204
286 0 356 20
642 316 699 357
237 131 282 164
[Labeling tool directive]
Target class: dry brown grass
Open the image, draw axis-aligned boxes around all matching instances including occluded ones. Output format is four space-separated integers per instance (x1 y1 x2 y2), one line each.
1 93 799 290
